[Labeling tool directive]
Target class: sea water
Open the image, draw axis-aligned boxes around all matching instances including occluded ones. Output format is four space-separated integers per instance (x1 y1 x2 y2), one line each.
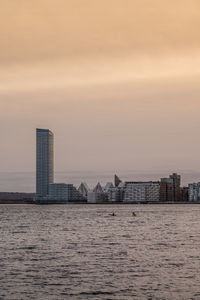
1 204 200 299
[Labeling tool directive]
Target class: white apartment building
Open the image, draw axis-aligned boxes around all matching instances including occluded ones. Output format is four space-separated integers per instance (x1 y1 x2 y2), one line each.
123 181 160 202
146 182 160 202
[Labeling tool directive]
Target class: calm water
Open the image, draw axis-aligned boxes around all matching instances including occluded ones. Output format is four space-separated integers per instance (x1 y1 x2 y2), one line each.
1 204 200 300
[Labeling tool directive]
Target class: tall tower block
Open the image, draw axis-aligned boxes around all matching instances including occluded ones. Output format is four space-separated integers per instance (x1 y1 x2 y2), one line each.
36 128 54 201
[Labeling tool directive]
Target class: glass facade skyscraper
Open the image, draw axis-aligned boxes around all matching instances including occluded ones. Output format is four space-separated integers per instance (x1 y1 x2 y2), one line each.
36 128 54 201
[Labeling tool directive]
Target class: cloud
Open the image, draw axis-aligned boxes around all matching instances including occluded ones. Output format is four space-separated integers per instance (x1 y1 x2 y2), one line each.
1 53 200 93
0 0 200 64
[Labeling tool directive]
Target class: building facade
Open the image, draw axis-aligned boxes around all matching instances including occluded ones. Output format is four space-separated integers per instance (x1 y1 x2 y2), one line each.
188 183 200 202
169 173 181 201
48 183 69 202
123 181 160 202
36 128 54 201
123 182 146 202
78 182 89 200
146 182 160 202
160 178 174 202
159 173 181 202
87 183 108 203
180 186 189 202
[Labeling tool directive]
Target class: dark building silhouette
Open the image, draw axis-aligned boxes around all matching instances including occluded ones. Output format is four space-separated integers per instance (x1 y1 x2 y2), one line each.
160 178 173 202
170 173 181 201
180 187 189 202
160 173 181 202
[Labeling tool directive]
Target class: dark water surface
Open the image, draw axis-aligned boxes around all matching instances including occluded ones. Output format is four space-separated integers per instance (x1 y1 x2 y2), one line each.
1 204 200 299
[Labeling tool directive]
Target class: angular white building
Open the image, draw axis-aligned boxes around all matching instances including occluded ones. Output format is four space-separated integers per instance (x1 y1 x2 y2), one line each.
87 183 108 203
78 182 89 199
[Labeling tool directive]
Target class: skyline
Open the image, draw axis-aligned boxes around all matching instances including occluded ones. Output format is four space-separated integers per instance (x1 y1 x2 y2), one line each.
2 168 200 193
1 1 200 176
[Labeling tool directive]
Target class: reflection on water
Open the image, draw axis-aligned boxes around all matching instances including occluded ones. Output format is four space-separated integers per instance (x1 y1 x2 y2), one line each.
1 204 200 299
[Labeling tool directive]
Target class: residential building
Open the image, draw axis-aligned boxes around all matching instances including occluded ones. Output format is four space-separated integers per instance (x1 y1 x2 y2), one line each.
103 182 122 202
188 183 200 202
36 128 54 202
169 173 181 201
87 183 108 203
180 187 189 202
123 181 160 202
78 182 89 200
104 182 114 192
48 183 69 202
146 182 160 202
124 182 146 202
160 178 173 202
70 184 86 202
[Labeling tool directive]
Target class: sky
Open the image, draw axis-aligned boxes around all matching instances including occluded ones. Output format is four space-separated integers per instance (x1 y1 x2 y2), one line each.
1 0 200 184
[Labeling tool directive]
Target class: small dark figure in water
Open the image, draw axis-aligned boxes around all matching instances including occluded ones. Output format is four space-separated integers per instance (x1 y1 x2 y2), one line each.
132 212 136 216
111 212 116 216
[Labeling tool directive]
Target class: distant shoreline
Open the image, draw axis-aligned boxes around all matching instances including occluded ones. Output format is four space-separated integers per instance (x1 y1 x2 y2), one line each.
0 200 200 205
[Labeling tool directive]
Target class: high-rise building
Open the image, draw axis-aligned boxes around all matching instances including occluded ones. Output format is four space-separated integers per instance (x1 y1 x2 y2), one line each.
188 183 200 202
169 173 181 201
36 128 54 201
180 186 189 202
160 178 174 201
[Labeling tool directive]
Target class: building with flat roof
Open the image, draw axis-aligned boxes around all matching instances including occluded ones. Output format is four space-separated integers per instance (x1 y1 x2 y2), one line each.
188 183 200 202
48 183 69 202
36 128 54 202
160 178 173 202
169 173 181 201
123 181 160 202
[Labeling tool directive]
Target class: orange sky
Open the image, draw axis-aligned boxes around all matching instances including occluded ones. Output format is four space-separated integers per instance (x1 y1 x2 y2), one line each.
1 0 200 177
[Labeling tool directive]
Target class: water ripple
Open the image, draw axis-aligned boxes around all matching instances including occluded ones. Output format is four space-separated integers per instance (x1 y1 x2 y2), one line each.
1 204 200 299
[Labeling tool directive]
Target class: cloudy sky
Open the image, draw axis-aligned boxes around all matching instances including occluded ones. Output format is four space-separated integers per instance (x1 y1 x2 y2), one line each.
1 0 200 179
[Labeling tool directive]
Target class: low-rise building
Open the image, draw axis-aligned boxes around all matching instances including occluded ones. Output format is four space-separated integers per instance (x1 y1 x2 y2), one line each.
87 183 108 203
78 182 89 199
123 181 160 203
47 183 85 203
69 184 86 202
123 182 146 202
146 182 160 202
104 182 114 192
48 183 69 202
